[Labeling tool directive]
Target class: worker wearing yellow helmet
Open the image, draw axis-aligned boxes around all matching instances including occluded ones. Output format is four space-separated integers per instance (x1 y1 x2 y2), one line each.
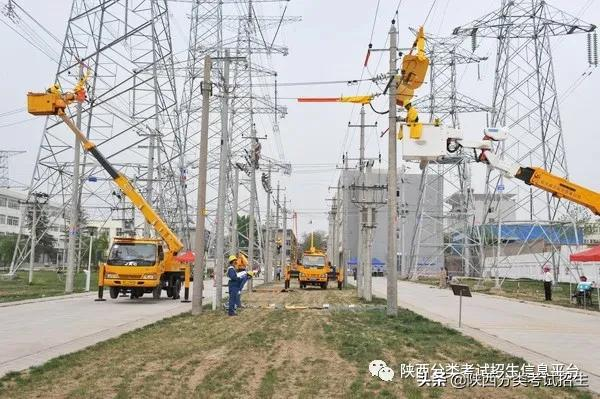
226 255 241 316
235 253 254 310
46 83 61 94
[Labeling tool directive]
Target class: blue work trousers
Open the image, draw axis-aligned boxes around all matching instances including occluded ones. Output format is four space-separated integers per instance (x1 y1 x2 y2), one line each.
228 284 240 315
236 275 249 308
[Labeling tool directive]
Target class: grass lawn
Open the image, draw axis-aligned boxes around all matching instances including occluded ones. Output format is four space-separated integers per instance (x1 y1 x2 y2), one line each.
413 276 600 312
0 283 594 398
0 270 98 303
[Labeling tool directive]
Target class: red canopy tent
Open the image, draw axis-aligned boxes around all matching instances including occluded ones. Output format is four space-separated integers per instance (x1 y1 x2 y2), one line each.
570 246 600 262
174 251 195 263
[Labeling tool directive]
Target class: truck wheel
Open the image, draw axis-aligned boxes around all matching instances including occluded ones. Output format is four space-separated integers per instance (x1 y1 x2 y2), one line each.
109 287 119 299
321 283 327 290
152 285 161 300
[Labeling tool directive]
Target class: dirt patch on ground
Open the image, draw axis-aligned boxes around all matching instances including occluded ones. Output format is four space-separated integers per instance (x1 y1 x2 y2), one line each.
0 281 596 399
187 347 227 389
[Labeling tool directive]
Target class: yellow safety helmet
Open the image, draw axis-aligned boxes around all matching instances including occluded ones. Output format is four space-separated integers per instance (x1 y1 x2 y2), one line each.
47 83 61 94
228 255 237 263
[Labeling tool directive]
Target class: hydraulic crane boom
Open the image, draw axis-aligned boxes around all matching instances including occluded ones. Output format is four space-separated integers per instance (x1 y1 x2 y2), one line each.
399 123 600 218
28 80 191 302
482 150 600 216
27 90 183 255
514 167 600 216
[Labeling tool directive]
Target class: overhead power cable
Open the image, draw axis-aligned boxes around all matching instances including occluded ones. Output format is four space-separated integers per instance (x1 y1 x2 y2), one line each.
369 0 381 44
0 107 25 118
0 117 36 128
423 0 439 25
251 77 379 87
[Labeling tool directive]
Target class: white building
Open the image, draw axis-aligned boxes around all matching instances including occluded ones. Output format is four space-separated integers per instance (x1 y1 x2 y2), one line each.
582 222 600 245
0 188 66 240
0 188 24 235
0 188 67 265
446 191 517 225
331 168 444 275
86 219 124 243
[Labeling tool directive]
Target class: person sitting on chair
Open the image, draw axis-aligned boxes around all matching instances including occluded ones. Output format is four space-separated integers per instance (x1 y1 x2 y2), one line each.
573 275 593 305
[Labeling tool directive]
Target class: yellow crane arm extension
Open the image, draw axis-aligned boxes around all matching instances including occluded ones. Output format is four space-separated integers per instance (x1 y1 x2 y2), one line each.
58 112 184 254
515 167 600 216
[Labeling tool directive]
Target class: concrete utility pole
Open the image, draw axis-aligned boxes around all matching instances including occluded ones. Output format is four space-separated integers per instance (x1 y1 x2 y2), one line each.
281 194 287 271
326 199 337 267
144 33 160 238
230 167 239 254
85 227 94 291
28 202 36 285
363 207 375 302
348 105 377 299
65 64 84 293
357 107 366 298
274 182 281 270
461 163 472 276
349 165 386 299
356 208 364 297
386 21 399 316
342 153 349 286
23 192 49 284
213 50 231 310
192 55 212 316
399 165 407 279
264 165 272 283
245 0 258 292
247 135 258 292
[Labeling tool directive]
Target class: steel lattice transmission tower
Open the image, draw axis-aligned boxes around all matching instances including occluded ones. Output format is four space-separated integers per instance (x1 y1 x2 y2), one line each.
178 0 227 251
179 0 295 263
453 0 596 281
414 34 489 126
405 34 488 279
0 150 25 188
10 0 184 274
227 4 293 267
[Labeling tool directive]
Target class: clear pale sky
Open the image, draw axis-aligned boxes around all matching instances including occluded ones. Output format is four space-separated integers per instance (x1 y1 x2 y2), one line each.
1 0 598 237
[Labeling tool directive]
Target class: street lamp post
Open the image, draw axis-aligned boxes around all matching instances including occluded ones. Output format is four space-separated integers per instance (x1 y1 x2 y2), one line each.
85 227 95 291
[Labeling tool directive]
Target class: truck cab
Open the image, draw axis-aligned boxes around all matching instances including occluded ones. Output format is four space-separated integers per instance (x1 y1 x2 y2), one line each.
26 86 191 303
297 250 330 289
101 237 186 300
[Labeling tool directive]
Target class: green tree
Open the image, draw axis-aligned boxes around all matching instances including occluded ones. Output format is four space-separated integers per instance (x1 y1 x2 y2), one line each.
26 203 57 261
0 234 19 267
236 214 258 252
75 209 89 268
80 232 110 270
559 205 592 224
300 230 327 252
237 214 249 250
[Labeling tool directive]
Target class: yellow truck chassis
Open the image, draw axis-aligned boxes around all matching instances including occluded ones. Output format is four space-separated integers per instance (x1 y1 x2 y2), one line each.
27 87 191 302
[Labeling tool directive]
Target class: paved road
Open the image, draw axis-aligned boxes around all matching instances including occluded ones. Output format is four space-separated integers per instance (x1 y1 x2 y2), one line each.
367 277 600 394
0 280 224 377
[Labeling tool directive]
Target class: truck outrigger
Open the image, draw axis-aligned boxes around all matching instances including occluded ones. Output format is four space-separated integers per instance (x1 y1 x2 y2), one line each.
27 78 191 301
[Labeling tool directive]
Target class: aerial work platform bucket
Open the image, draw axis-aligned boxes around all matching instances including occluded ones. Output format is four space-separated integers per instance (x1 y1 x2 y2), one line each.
27 92 65 116
395 26 429 106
